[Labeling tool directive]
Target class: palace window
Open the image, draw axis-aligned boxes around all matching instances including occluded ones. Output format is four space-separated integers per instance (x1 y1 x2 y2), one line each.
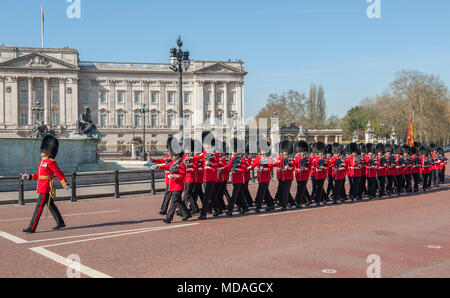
52 114 60 126
20 113 28 126
53 90 59 103
216 92 223 103
184 114 191 127
100 114 107 127
167 92 175 104
134 91 141 104
228 92 235 103
82 91 89 103
36 90 43 103
134 114 141 126
100 91 107 103
167 114 174 127
20 90 27 102
151 92 158 104
204 92 210 104
117 114 124 127
184 92 190 104
151 114 158 127
117 91 125 103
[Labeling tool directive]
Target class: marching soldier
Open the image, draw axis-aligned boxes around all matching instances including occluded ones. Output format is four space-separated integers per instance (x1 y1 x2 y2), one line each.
274 140 295 210
385 144 396 196
402 145 413 193
437 147 447 184
311 142 328 206
375 144 387 198
419 146 432 191
151 137 174 215
248 146 275 213
430 144 440 187
359 143 368 198
411 146 421 192
345 143 362 201
22 135 70 233
364 143 378 200
329 143 347 203
182 139 201 214
293 141 312 208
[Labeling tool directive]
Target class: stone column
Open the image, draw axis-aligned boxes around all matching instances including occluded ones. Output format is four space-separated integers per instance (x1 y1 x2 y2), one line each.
211 82 216 126
9 76 19 126
126 81 133 126
27 77 33 126
144 81 150 125
223 82 228 126
109 80 116 127
335 135 339 142
324 135 329 144
193 80 204 133
59 78 66 126
0 77 4 126
71 78 79 128
159 81 166 126
43 78 50 125
236 81 242 121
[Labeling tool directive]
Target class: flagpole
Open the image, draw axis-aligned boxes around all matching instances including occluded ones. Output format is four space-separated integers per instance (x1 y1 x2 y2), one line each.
41 4 44 48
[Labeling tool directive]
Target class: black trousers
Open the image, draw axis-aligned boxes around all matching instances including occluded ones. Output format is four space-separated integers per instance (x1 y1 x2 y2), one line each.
313 179 325 205
422 173 430 190
333 179 346 200
432 170 440 187
326 175 334 197
396 175 404 193
412 173 420 192
27 193 64 232
367 177 377 198
274 179 282 205
243 181 254 206
359 176 367 197
349 177 361 199
295 180 311 205
200 181 218 216
279 180 293 208
160 184 172 214
386 175 395 194
183 182 199 213
376 176 386 196
228 183 247 213
255 182 273 209
404 174 412 192
439 170 445 184
166 191 190 222
194 183 204 206
215 181 228 210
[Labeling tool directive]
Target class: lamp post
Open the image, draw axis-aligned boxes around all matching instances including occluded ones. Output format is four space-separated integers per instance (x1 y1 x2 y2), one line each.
31 100 44 124
169 36 190 141
139 105 149 161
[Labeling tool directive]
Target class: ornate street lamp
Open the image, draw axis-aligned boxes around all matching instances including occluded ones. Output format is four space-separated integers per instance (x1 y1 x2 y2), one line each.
31 100 44 124
139 105 149 161
169 36 190 140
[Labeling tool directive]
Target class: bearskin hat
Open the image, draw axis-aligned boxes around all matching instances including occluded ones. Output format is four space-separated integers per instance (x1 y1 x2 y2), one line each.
167 136 182 155
40 135 59 159
385 144 393 153
294 141 309 153
202 131 215 147
313 141 326 154
231 138 245 153
325 144 332 155
280 140 293 154
393 145 402 155
376 143 385 154
348 142 359 154
419 146 428 156
401 144 410 155
332 143 342 154
182 138 195 152
366 143 375 154
359 143 367 154
410 145 418 155
429 143 437 151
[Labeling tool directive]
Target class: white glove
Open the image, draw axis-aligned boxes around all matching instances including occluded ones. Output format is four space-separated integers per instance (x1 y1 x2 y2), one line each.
168 174 174 179
22 173 31 180
150 165 158 170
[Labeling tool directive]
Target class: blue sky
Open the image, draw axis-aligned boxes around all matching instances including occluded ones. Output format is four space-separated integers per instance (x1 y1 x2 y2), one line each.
1 0 449 119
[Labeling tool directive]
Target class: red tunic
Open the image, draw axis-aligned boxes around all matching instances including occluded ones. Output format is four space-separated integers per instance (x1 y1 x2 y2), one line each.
420 156 432 174
152 155 172 185
223 156 248 184
294 156 311 182
364 156 378 178
202 151 219 182
345 156 362 177
158 161 186 192
376 156 387 176
386 156 397 176
312 156 328 180
274 156 294 181
330 157 347 180
31 158 68 194
249 155 274 183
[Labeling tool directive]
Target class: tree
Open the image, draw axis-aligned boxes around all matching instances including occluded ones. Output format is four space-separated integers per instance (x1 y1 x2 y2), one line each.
305 84 327 129
317 85 327 128
255 90 307 128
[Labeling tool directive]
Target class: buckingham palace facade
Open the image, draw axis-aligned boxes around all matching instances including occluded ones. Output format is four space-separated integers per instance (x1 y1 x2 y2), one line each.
0 46 246 152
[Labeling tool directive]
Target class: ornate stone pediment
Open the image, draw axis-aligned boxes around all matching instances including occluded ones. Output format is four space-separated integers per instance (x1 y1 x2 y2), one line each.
194 63 243 74
0 52 79 70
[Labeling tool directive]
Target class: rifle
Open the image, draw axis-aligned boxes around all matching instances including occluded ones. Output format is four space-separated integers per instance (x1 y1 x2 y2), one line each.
231 154 244 171
168 159 183 179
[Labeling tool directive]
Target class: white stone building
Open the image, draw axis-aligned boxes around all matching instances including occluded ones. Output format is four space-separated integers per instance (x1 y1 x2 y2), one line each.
0 46 246 152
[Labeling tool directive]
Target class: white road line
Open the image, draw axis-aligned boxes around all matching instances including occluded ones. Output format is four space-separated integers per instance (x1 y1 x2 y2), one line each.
40 223 200 249
0 210 120 222
0 231 28 244
259 206 331 217
29 247 112 278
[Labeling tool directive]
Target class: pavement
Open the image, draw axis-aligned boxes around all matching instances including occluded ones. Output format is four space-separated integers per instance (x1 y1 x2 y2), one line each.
0 166 448 278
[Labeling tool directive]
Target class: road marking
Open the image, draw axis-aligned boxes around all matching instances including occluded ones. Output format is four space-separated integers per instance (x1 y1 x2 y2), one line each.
29 247 112 278
259 206 331 217
322 269 337 274
427 245 442 249
0 231 27 244
40 223 200 248
0 210 120 222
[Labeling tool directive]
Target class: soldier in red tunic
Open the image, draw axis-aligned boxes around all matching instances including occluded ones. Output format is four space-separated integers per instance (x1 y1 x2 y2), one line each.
22 135 70 233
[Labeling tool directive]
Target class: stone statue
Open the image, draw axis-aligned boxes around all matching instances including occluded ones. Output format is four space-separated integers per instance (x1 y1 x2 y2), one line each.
75 107 102 139
32 121 55 138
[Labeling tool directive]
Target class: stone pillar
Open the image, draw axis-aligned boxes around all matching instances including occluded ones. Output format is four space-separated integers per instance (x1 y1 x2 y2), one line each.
144 81 150 125
236 81 243 121
71 78 79 128
223 82 228 126
0 77 4 127
109 80 116 127
43 78 49 125
126 81 133 126
241 81 245 121
324 135 329 144
59 78 66 126
10 76 19 126
159 81 166 126
334 135 339 142
27 78 33 126
211 82 216 126
193 80 204 133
